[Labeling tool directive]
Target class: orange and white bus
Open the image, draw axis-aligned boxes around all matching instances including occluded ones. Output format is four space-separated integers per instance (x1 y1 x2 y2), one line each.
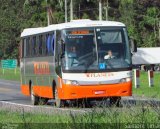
20 19 136 107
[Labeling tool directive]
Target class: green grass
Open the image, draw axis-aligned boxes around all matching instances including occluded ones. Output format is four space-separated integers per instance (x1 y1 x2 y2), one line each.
0 106 160 129
0 68 20 81
133 71 160 98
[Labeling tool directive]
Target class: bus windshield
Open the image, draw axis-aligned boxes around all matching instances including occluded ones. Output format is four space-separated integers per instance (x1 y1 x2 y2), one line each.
62 27 131 73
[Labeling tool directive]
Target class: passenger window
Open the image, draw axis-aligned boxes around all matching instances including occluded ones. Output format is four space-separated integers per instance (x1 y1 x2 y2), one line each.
29 37 32 57
26 37 30 57
39 35 42 56
46 33 55 55
32 36 36 56
47 34 51 55
42 34 48 56
42 35 45 55
36 36 39 56
23 38 26 57
51 34 54 55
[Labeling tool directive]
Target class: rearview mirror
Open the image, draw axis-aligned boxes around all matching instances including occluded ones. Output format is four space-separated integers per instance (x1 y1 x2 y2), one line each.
129 38 137 53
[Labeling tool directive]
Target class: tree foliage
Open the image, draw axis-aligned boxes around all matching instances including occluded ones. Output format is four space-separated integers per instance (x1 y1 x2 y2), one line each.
0 0 160 59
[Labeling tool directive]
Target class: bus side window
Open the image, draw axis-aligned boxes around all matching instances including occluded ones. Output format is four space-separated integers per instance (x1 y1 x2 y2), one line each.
42 34 48 56
42 34 46 56
36 35 39 56
47 34 51 55
51 34 54 55
45 34 48 55
26 37 30 57
32 36 36 56
28 37 32 57
39 35 42 56
23 38 26 58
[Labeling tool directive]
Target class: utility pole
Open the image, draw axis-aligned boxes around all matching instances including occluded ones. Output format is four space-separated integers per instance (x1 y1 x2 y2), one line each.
47 8 50 25
99 0 102 21
70 0 73 21
105 0 108 21
65 0 67 22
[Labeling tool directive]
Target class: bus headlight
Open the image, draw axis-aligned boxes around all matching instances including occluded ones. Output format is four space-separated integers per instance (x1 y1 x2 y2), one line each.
126 77 132 82
63 80 79 86
120 77 131 83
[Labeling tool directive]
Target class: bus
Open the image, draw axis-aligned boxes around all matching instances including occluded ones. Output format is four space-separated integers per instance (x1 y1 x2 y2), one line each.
20 19 136 107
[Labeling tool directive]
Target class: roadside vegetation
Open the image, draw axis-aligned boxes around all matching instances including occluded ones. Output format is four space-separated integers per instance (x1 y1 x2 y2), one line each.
0 68 20 81
0 0 160 60
0 105 160 129
133 71 160 98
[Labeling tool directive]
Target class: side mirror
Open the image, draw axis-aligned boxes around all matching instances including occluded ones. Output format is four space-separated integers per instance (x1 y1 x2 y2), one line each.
130 38 137 53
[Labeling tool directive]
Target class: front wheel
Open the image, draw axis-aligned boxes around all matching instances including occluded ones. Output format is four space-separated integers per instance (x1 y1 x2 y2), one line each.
31 87 39 105
39 98 49 105
54 87 65 108
110 97 121 107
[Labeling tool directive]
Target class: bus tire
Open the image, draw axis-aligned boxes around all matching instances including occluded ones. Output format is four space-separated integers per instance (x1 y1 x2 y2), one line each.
110 97 121 107
54 87 65 108
39 98 48 105
31 86 39 105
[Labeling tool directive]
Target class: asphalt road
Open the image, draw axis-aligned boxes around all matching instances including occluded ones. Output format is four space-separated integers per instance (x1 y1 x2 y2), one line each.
0 79 31 105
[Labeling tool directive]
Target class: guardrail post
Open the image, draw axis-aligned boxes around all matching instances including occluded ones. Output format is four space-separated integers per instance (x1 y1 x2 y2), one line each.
148 70 154 87
134 69 140 88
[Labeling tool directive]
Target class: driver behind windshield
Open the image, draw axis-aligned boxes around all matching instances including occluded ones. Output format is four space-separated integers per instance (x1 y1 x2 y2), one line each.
104 50 115 60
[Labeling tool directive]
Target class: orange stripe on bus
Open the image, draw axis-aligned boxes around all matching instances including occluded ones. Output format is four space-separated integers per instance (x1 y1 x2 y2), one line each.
58 81 132 100
33 86 53 98
21 85 30 96
21 81 132 100
21 85 53 98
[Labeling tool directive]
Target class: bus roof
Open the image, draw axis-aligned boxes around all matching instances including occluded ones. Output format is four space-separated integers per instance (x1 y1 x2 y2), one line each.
21 19 126 37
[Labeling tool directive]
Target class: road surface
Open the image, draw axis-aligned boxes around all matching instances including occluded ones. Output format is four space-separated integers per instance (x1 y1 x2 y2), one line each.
0 79 30 105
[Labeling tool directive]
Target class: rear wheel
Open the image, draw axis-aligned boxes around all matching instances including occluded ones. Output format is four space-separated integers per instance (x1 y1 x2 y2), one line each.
39 98 49 105
54 87 65 108
31 87 39 105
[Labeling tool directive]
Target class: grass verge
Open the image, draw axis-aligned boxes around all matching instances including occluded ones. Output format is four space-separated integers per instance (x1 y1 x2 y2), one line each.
0 68 20 81
133 71 160 98
0 106 160 129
